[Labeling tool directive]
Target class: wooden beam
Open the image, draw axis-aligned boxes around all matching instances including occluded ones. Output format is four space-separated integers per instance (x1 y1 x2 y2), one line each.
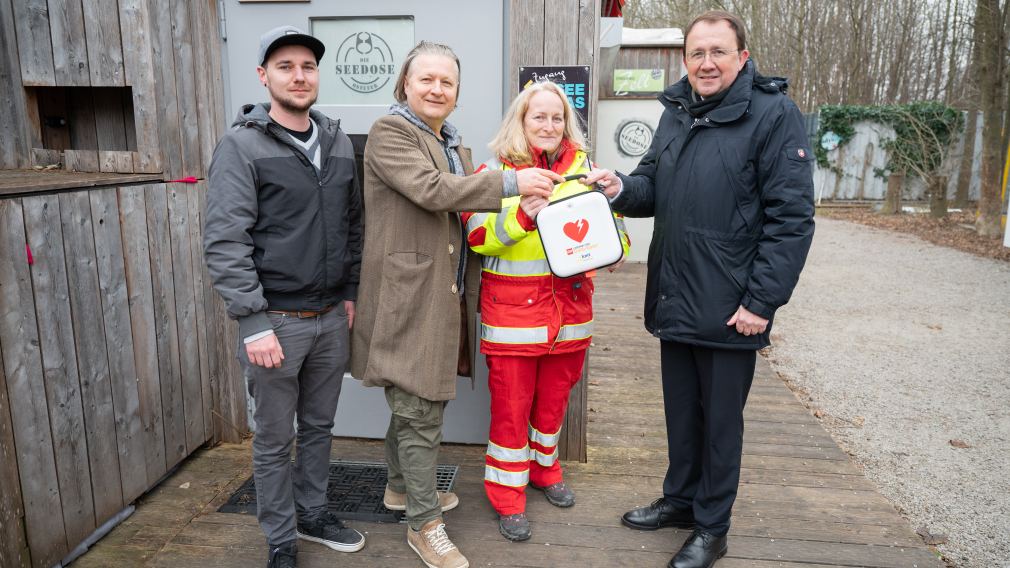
59 190 126 522
118 0 162 173
118 185 169 487
0 0 33 168
508 0 546 96
11 0 55 86
22 194 98 548
0 314 30 568
0 199 68 566
170 0 202 177
81 0 125 86
145 184 189 466
89 187 149 503
167 185 207 451
187 184 214 441
48 0 90 86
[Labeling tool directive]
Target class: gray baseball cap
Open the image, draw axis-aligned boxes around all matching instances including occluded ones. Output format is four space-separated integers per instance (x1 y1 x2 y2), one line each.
258 25 325 66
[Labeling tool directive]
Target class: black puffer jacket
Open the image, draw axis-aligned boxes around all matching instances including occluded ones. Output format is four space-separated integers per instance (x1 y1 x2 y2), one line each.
614 61 815 349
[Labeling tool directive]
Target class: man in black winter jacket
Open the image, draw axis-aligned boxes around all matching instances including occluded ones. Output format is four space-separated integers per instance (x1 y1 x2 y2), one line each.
204 26 365 568
583 10 815 568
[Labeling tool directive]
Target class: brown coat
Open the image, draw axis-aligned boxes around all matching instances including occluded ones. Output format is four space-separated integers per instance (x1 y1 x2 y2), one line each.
350 114 504 400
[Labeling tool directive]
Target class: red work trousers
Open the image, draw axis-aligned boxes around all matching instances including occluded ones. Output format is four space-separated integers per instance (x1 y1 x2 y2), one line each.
484 350 586 515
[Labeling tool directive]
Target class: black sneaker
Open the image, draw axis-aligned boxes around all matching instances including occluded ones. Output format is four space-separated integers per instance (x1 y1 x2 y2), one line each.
296 511 365 552
267 540 297 568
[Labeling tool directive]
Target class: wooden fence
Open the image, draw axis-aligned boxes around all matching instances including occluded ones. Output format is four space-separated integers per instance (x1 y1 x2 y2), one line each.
0 181 246 568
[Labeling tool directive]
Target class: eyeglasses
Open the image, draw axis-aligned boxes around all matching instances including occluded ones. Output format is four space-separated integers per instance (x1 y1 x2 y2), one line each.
686 49 738 64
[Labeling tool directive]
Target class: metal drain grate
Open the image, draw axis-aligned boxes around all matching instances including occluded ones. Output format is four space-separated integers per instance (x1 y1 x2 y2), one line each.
218 460 459 523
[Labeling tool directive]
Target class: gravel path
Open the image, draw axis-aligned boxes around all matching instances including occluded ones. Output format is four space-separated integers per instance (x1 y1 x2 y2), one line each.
765 218 1010 568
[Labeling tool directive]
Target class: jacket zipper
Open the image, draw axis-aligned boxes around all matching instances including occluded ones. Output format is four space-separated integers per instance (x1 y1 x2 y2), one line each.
264 121 330 307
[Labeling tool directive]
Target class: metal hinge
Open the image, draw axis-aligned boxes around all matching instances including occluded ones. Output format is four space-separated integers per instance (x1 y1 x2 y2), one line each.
218 0 227 40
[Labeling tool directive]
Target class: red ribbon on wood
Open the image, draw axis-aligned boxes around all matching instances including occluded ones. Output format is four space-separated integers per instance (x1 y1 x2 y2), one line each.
167 176 198 183
26 244 34 265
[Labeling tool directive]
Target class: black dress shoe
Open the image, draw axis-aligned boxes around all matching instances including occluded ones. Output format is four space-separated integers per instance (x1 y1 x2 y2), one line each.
668 529 728 568
621 497 696 530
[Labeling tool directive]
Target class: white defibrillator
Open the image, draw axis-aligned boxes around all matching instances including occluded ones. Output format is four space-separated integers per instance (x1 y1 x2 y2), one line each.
535 178 625 278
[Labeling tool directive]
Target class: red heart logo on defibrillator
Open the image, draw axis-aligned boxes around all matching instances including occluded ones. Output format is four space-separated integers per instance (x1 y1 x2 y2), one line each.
563 219 590 242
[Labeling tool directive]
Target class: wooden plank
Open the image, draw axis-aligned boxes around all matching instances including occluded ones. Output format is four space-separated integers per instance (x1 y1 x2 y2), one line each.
167 185 207 451
81 0 125 86
93 87 128 151
147 0 183 179
170 0 202 177
0 0 33 168
543 0 579 64
47 0 90 86
189 0 221 175
575 0 600 145
30 148 62 168
89 187 148 503
508 0 546 96
11 0 56 85
187 183 213 441
67 87 100 158
0 334 31 568
59 191 126 522
145 184 188 466
118 185 168 486
23 88 44 150
0 170 163 197
118 0 162 173
99 150 134 173
64 149 100 172
558 352 587 461
0 199 69 566
22 194 98 549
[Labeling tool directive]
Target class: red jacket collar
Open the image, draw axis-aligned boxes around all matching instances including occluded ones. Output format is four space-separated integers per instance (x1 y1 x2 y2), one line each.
503 138 580 174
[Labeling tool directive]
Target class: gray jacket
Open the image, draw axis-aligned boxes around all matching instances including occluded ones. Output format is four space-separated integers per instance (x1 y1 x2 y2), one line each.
205 103 363 338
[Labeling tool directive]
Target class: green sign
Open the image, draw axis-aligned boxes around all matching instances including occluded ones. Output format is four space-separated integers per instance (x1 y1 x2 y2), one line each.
613 69 665 93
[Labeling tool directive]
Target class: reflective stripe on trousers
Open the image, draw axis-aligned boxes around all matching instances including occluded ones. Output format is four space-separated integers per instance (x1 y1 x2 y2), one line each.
486 441 530 463
529 424 561 448
485 465 529 487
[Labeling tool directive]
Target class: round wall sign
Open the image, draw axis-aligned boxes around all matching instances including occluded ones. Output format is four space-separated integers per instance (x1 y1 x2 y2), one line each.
616 120 654 157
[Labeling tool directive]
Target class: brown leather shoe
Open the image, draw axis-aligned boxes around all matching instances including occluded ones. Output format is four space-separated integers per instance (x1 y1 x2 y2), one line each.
406 518 468 568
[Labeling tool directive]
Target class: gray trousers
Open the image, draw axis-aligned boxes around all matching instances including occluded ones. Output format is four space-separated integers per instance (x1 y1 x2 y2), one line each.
239 306 348 546
384 386 446 530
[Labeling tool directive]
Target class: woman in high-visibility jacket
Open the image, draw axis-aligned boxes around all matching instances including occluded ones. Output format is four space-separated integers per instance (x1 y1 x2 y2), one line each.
462 81 630 542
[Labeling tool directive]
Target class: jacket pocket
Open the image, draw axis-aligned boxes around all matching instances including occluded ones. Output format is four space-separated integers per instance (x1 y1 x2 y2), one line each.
680 229 756 340
488 284 540 306
716 141 759 234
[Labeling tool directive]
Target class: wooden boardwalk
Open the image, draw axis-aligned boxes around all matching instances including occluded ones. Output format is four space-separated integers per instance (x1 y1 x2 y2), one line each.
76 264 943 567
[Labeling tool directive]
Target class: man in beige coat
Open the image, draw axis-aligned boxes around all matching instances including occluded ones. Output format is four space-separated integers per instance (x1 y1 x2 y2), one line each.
350 42 561 568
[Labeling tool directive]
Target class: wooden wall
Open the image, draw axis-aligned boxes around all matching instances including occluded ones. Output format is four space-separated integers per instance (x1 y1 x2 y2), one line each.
0 0 226 180
0 1 243 566
508 0 601 463
0 182 246 567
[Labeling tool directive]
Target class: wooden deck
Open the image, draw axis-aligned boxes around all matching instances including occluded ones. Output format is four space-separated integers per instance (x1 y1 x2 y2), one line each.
74 264 943 567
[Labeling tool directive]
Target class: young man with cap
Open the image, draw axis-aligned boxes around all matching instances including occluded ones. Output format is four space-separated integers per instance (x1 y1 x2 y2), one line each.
205 25 365 568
